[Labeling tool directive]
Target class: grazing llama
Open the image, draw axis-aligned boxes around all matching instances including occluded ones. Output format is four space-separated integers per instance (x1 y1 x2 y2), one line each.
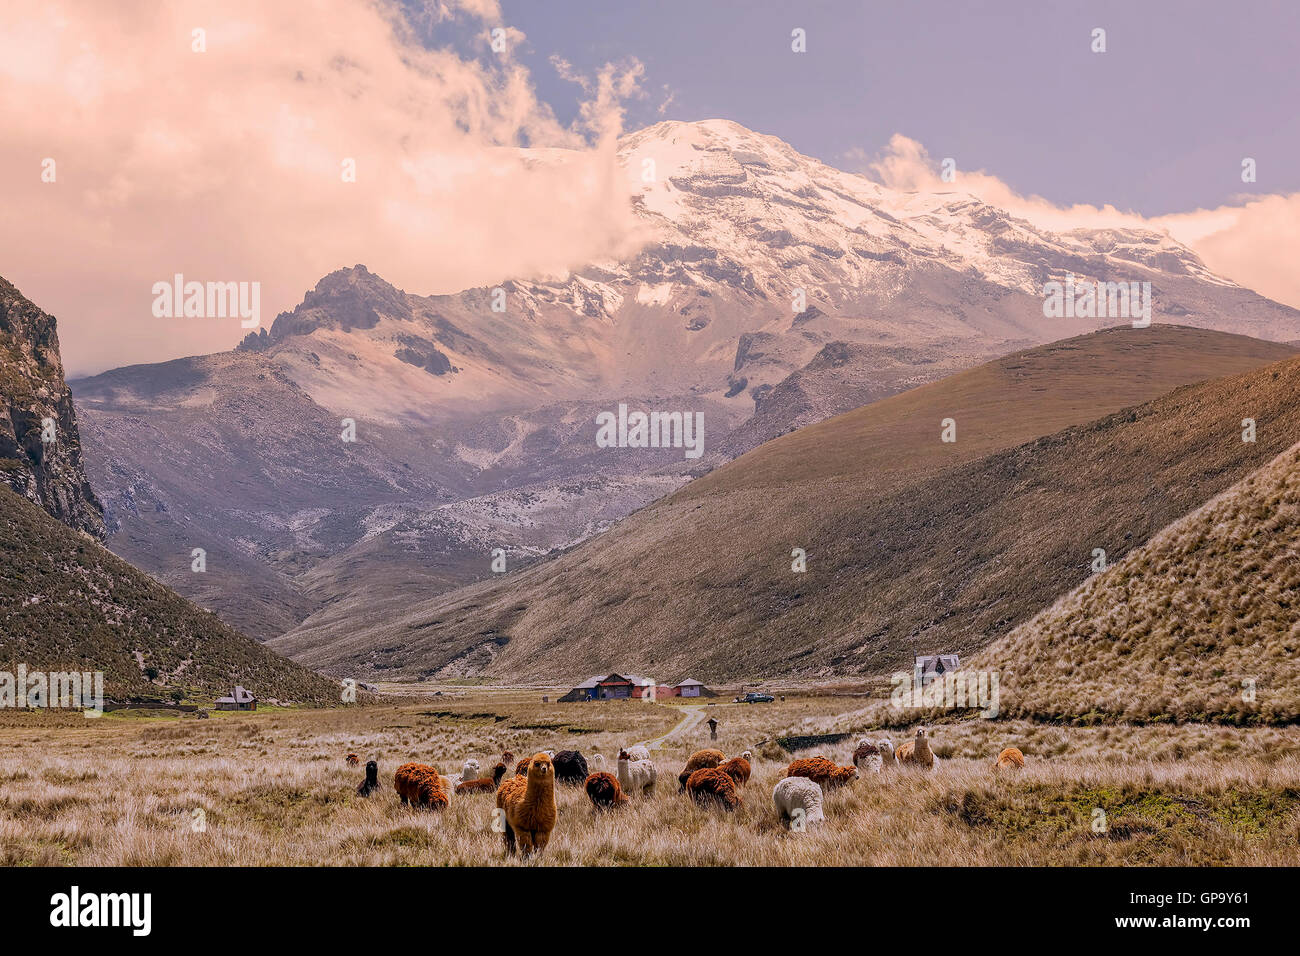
785 756 858 789
717 756 751 787
686 767 741 812
584 772 629 811
393 763 448 810
677 748 725 792
995 747 1025 770
552 750 589 787
773 777 825 829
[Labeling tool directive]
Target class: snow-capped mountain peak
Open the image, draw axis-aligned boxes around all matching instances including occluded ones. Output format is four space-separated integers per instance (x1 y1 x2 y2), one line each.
615 119 1227 303
229 119 1295 427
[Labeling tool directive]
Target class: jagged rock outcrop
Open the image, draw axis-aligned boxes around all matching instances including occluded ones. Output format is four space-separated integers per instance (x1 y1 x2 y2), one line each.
0 276 104 537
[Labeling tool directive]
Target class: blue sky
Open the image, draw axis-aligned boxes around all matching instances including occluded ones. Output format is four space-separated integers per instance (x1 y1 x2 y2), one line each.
502 0 1300 216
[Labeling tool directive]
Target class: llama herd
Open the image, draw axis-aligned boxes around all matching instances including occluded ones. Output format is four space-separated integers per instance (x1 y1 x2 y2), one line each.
347 728 1026 857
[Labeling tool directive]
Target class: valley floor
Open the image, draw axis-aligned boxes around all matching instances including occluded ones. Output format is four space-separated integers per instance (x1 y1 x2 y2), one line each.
2 688 1298 866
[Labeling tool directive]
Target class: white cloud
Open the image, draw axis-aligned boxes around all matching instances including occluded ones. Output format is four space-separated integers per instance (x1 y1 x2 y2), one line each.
5 2 1295 379
854 134 1300 313
0 0 648 374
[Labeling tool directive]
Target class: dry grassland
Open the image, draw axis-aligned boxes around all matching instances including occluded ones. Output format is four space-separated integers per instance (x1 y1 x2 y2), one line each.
2 689 1298 866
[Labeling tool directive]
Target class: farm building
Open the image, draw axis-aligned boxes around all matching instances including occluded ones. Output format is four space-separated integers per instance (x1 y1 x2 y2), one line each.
914 654 959 685
676 678 704 698
559 674 710 701
559 674 637 701
214 685 257 711
559 676 605 701
593 674 632 699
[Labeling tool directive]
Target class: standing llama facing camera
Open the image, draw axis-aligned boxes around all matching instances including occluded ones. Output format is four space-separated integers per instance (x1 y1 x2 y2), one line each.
496 752 557 857
895 728 935 768
357 760 380 797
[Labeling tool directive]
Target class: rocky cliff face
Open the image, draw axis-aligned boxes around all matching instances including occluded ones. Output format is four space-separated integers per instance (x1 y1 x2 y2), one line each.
0 276 104 537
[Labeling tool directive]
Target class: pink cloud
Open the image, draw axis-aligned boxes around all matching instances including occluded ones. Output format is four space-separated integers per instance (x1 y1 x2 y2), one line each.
856 134 1300 314
5 3 1296 380
0 0 648 374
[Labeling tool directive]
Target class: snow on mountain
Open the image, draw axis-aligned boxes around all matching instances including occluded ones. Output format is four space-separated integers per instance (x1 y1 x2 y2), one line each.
617 118 1235 299
235 119 1296 431
74 118 1300 649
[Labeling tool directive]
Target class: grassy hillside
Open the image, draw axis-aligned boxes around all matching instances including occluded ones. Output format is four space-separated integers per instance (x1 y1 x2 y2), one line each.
0 484 338 704
971 441 1300 724
272 326 1298 681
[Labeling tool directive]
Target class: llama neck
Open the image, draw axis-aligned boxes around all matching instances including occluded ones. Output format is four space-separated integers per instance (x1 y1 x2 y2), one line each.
525 773 553 803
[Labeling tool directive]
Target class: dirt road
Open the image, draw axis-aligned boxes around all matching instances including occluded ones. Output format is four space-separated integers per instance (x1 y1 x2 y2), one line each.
639 703 708 752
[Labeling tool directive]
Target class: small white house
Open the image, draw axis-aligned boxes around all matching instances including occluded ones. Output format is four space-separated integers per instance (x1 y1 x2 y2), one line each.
676 678 704 698
914 654 959 686
215 685 257 711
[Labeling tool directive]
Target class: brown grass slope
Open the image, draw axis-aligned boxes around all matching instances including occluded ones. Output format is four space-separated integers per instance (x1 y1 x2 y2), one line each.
277 326 1297 682
0 484 338 704
972 441 1300 723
